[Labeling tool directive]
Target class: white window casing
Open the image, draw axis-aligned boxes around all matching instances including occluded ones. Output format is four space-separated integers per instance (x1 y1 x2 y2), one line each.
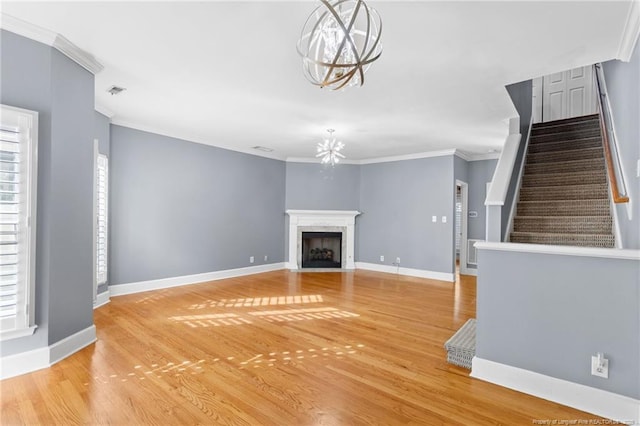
0 104 38 341
96 153 108 286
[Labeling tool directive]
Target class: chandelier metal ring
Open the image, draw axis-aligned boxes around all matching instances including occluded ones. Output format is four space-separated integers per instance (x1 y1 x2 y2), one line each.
297 0 383 90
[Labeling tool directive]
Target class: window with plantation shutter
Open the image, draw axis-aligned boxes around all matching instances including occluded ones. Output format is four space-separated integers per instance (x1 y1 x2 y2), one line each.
0 105 38 340
96 154 108 286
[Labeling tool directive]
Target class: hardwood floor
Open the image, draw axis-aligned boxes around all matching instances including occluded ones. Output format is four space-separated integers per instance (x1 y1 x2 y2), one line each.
1 270 598 425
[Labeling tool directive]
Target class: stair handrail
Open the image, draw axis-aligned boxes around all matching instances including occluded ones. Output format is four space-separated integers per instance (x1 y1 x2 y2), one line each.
593 63 629 204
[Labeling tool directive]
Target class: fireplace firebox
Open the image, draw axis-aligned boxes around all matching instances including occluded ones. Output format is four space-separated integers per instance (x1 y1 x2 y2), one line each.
301 232 342 268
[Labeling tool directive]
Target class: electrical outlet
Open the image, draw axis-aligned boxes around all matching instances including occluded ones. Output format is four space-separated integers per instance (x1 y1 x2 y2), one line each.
264 255 268 262
432 216 437 223
380 255 384 262
441 216 447 223
249 256 254 264
591 353 609 378
395 257 401 264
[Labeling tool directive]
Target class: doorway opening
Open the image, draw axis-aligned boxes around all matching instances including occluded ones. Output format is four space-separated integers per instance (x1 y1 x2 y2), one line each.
455 181 469 276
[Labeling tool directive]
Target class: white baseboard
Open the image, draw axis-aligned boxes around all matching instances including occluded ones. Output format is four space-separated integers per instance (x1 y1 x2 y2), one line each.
471 357 640 423
1 324 97 380
94 289 110 309
355 262 455 282
49 325 96 365
110 263 286 297
460 267 478 276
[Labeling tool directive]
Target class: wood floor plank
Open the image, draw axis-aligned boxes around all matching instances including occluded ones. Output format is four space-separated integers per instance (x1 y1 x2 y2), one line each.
1 269 603 424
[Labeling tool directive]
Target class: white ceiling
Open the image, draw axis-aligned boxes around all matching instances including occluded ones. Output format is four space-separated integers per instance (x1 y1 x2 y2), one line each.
1 1 635 161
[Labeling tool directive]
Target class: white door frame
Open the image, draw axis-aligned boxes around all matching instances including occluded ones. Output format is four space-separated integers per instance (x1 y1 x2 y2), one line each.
455 180 470 275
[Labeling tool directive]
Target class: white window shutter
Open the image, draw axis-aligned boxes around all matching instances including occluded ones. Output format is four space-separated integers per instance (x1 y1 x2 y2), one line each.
96 154 108 285
0 105 38 339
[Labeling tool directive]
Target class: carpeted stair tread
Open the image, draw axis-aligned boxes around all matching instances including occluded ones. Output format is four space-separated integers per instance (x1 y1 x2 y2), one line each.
513 114 615 248
513 216 612 234
510 232 615 248
526 147 604 164
524 158 605 175
519 183 608 201
531 114 598 128
522 170 606 187
517 200 611 217
527 137 602 154
530 128 601 144
531 114 599 131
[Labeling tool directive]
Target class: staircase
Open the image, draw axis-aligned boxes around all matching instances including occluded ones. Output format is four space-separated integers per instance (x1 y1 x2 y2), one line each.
510 114 615 248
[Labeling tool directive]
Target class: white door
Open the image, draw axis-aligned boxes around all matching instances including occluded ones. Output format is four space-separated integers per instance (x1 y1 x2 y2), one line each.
532 77 543 123
536 65 597 122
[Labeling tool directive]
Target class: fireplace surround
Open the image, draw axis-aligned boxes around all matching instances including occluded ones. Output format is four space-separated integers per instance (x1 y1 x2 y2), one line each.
286 210 360 270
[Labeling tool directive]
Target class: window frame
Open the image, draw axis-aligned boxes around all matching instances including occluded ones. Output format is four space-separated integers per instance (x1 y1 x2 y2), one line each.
95 150 108 288
0 104 39 341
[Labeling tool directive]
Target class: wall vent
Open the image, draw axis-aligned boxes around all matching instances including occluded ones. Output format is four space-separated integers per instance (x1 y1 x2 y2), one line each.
467 239 482 265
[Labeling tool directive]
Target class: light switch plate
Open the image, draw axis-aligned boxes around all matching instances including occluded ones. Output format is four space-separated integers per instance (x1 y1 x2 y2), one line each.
441 216 447 223
432 216 437 223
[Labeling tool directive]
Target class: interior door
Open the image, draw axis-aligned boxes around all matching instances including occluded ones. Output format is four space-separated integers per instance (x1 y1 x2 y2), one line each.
537 65 597 122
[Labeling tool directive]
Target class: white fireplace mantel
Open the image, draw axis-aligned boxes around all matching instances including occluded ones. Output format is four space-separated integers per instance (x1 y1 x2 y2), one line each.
286 210 361 270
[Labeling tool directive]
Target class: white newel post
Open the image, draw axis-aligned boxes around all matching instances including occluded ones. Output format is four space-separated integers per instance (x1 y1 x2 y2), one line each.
286 210 361 270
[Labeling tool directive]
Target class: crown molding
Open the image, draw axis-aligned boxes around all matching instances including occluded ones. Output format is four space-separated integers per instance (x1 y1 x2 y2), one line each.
357 149 457 165
0 13 103 74
617 0 640 62
95 104 115 120
52 34 104 74
285 157 360 165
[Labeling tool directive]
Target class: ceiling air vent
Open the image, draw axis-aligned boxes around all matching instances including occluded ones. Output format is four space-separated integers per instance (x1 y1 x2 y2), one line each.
107 85 126 95
252 146 274 152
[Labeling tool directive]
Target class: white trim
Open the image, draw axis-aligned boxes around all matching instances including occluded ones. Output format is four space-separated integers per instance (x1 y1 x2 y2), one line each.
475 241 640 260
358 149 457 164
109 263 286 297
471 357 640 423
92 140 98 302
286 210 360 270
0 325 96 380
0 346 49 380
356 262 455 282
617 0 640 62
485 130 522 206
49 325 96 365
0 325 37 341
460 267 477 276
0 13 103 74
504 114 533 239
52 34 104 74
94 290 111 309
285 157 360 165
286 149 460 165
456 180 471 275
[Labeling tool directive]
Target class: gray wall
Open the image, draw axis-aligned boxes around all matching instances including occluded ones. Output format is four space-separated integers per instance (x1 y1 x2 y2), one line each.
95 112 110 156
603 43 640 249
109 125 286 285
468 159 497 240
358 156 455 274
285 162 360 210
502 80 533 240
0 30 95 355
476 247 640 399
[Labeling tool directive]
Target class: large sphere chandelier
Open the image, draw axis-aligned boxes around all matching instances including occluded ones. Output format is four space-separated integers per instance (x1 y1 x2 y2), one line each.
297 0 383 90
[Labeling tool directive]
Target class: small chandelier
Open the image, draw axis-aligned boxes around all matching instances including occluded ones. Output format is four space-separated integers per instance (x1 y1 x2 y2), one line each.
316 129 345 165
297 0 382 90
